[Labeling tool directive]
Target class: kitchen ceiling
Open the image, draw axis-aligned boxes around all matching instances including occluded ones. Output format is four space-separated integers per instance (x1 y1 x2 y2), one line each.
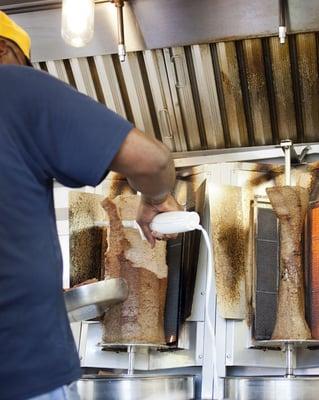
0 0 109 13
0 0 60 12
0 0 108 8
0 0 45 4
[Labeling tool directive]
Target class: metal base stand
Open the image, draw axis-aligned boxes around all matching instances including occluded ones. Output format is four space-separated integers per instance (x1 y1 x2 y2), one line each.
77 374 195 400
226 340 319 400
78 343 195 399
225 376 319 400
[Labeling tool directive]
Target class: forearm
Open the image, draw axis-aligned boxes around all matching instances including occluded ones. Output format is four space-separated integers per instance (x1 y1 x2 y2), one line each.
110 128 176 202
109 127 180 246
127 155 176 204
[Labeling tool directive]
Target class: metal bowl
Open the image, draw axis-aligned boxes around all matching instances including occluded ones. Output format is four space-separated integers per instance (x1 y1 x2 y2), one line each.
77 374 195 400
64 278 128 322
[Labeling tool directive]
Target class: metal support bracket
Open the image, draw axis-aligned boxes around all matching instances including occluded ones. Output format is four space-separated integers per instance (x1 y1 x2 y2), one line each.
113 0 126 62
280 139 311 185
280 139 311 165
280 139 292 185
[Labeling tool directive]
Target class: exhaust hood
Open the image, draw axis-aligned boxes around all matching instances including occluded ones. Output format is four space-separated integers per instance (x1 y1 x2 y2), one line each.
0 1 60 12
2 0 319 155
0 0 107 13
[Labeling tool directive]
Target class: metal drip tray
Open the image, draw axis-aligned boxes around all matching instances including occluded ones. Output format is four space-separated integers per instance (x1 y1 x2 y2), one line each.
225 376 319 400
77 374 195 400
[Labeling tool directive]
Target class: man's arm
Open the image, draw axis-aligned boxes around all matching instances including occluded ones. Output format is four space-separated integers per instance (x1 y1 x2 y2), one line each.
109 128 175 201
109 128 181 246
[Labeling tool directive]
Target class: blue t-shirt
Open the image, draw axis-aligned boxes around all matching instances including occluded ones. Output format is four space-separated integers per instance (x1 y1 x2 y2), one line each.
0 66 133 400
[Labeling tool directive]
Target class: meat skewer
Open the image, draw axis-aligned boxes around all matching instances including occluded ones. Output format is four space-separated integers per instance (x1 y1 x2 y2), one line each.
101 195 168 345
267 185 311 340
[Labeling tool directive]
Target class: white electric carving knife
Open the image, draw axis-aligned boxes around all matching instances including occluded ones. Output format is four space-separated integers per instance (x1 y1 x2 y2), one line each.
95 211 200 240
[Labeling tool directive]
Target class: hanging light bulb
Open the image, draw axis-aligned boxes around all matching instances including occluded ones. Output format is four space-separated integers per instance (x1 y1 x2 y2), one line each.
61 0 95 48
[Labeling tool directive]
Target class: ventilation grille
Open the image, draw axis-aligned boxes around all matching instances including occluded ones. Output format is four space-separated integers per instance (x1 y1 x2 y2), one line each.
34 32 319 153
254 206 279 340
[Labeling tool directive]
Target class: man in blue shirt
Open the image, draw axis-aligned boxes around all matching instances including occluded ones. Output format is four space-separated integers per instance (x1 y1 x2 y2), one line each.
0 11 179 400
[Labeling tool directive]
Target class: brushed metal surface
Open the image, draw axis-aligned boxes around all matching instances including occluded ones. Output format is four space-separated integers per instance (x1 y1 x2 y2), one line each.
0 0 54 8
255 339 319 348
77 375 195 400
65 278 129 322
131 0 319 49
30 33 319 153
8 3 146 62
225 376 319 400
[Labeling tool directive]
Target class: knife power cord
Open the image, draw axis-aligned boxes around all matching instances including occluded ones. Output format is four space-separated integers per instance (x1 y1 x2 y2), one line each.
196 225 219 397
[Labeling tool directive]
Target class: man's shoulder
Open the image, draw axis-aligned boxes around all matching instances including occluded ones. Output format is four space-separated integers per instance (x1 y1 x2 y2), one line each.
0 65 55 88
0 65 76 103
0 64 42 77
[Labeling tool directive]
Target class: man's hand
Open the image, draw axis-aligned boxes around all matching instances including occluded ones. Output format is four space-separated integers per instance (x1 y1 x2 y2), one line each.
109 127 179 246
136 194 182 248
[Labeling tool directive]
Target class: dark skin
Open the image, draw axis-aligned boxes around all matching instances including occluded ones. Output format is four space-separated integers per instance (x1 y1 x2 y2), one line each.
0 38 27 65
0 37 181 246
110 128 182 247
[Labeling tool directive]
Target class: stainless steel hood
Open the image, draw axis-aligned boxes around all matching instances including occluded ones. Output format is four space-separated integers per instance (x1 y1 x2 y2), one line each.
32 32 319 154
5 2 146 61
0 0 47 6
131 0 319 48
0 0 59 12
3 0 319 62
0 0 107 13
2 0 319 155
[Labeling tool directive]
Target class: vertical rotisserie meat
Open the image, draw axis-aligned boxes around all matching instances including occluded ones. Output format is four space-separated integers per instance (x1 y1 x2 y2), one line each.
267 186 312 340
101 195 168 345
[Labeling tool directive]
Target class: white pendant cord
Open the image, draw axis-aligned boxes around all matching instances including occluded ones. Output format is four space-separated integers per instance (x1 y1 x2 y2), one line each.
197 225 218 396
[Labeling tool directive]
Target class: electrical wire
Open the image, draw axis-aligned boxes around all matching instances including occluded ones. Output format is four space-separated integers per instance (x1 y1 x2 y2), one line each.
197 225 219 398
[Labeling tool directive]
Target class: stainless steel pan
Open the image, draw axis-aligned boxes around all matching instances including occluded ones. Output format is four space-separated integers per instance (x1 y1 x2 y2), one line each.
64 278 129 322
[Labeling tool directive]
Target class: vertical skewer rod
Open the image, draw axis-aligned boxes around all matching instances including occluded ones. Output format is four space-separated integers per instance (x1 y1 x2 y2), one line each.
281 140 292 186
280 141 297 377
285 342 295 378
285 144 291 186
127 345 136 375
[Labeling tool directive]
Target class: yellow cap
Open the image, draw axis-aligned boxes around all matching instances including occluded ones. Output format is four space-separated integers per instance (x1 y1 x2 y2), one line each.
0 11 31 61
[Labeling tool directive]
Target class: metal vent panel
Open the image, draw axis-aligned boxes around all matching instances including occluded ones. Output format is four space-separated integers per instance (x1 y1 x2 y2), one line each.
254 207 279 340
36 32 319 153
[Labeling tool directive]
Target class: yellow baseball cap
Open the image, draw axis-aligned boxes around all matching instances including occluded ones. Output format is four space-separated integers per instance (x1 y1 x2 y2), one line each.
0 11 31 63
